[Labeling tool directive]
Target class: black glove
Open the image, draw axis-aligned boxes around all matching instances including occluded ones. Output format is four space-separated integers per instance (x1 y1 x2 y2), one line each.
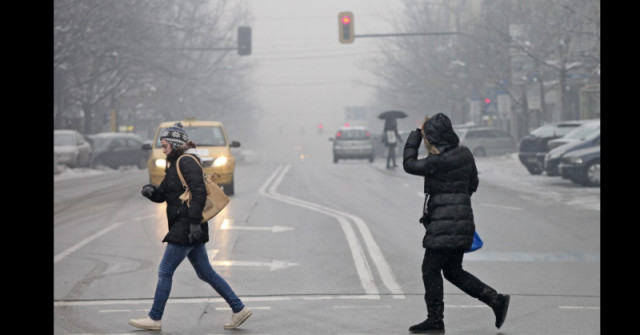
188 223 203 243
141 184 156 199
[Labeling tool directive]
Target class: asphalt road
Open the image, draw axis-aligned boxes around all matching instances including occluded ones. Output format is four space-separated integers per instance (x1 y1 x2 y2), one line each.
54 134 600 335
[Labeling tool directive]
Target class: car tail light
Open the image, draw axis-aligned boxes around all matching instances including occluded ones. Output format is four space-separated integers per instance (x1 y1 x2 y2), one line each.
336 131 342 138
365 131 370 138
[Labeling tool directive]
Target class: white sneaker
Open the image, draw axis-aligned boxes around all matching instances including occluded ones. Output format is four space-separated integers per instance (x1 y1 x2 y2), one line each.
129 316 162 330
224 307 252 329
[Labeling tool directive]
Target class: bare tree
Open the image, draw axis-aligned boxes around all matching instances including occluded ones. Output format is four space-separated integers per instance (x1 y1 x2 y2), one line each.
54 0 255 134
370 0 599 136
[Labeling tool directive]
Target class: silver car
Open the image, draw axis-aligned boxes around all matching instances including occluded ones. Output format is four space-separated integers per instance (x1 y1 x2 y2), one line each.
454 126 517 157
330 126 374 163
54 129 92 168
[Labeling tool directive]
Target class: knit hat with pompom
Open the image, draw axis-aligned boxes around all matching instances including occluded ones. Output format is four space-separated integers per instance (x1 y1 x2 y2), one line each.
160 122 190 148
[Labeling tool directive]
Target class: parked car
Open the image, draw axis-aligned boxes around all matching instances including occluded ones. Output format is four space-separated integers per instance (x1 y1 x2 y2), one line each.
143 119 240 195
453 126 517 157
54 129 92 168
546 119 600 151
87 132 150 169
558 145 600 187
518 120 590 175
330 126 374 163
544 130 600 176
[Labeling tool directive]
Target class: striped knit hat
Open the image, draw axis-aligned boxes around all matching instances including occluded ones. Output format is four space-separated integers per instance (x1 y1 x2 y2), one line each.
160 122 190 148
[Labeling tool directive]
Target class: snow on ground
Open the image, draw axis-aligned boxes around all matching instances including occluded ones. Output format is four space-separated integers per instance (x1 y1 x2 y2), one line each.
475 153 600 212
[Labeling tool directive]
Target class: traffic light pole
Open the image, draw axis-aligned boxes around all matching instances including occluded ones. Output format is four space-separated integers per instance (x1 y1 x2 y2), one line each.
354 31 459 38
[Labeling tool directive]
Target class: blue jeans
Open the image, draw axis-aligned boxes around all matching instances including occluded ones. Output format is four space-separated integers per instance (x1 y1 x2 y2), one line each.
148 243 245 320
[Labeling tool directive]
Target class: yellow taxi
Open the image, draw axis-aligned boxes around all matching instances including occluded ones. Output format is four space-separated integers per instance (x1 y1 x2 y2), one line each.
143 119 240 195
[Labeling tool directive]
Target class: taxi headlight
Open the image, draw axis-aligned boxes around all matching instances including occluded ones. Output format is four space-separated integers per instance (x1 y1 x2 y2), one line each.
154 159 166 168
213 156 228 167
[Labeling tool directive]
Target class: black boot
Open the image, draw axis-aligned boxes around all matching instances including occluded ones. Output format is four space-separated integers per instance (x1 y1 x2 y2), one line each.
488 294 510 329
409 301 445 334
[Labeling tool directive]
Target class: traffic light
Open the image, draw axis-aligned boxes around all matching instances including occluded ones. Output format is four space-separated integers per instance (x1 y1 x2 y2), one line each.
338 12 354 44
237 26 251 56
482 98 491 115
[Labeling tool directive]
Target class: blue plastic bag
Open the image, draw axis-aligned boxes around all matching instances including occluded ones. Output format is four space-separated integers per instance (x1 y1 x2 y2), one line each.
466 231 483 253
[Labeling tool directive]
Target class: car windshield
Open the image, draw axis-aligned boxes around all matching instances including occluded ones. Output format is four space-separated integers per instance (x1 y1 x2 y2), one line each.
54 133 74 146
562 123 600 140
532 123 583 137
155 126 226 147
337 129 369 139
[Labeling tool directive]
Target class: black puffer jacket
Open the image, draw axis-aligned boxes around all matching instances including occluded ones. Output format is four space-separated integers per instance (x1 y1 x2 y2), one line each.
403 113 479 250
146 146 209 244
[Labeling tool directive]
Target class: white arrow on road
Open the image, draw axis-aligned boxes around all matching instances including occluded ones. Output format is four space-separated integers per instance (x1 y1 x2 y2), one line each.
212 260 299 271
219 219 293 233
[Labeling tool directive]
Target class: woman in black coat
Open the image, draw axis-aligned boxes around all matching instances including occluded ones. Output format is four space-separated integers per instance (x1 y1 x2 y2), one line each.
403 113 510 333
129 122 251 331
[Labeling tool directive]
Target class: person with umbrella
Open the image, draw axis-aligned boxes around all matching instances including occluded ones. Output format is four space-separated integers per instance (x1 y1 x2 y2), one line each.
379 110 406 169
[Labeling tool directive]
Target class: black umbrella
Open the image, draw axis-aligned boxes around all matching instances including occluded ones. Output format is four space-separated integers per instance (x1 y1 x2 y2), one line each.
378 110 408 120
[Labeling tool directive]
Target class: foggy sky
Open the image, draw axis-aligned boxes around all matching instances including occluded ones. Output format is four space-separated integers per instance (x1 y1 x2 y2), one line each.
243 0 404 138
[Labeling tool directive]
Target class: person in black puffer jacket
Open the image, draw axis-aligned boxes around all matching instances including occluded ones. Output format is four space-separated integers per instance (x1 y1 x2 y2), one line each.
128 122 251 331
403 113 510 334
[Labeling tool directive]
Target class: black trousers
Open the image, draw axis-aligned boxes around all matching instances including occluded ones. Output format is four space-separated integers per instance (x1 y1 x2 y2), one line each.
421 248 497 305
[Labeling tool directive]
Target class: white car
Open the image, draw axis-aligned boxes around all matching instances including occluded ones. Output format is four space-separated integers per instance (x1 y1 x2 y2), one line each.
330 126 374 163
54 129 92 168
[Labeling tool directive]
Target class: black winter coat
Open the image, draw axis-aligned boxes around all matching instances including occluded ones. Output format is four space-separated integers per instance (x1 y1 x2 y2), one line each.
146 147 209 244
403 114 479 250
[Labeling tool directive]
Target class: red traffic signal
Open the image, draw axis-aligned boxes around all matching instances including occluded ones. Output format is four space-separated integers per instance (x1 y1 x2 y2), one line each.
338 12 354 44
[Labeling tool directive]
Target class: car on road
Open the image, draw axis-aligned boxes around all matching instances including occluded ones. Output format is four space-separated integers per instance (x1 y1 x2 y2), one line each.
558 145 600 187
453 125 517 157
546 119 600 151
54 129 92 168
544 129 600 176
330 126 374 163
87 132 150 169
143 119 240 195
517 120 589 175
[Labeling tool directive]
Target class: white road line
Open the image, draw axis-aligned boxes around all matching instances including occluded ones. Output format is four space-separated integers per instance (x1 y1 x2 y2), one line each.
259 165 379 296
260 165 405 298
211 260 299 271
54 215 157 264
276 165 403 298
215 306 271 311
559 306 600 310
464 252 600 262
55 295 382 307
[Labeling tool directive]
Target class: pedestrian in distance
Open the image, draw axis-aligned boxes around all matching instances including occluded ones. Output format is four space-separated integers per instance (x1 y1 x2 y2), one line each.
382 118 403 169
402 113 510 334
129 122 251 331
